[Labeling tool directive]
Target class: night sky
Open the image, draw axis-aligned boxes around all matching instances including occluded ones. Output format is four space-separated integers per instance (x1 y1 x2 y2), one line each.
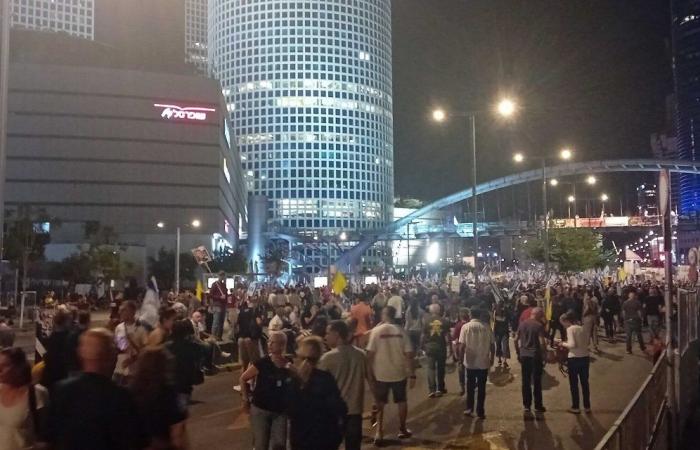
392 0 672 218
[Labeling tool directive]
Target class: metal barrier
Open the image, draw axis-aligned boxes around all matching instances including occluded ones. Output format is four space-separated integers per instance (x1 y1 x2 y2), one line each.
594 353 668 450
596 289 700 450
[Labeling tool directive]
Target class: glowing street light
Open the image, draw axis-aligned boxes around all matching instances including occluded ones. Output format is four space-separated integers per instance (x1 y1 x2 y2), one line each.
191 219 201 228
339 231 348 241
156 221 165 229
586 175 597 185
513 152 524 163
567 195 575 203
560 148 573 160
550 178 559 186
496 98 517 118
600 193 609 202
432 109 446 122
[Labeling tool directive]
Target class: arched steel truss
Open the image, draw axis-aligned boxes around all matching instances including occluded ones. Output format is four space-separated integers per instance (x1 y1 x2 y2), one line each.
336 159 700 270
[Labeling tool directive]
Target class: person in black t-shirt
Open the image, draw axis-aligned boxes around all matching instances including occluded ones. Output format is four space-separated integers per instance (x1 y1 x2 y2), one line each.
47 328 147 450
240 331 293 450
644 287 664 338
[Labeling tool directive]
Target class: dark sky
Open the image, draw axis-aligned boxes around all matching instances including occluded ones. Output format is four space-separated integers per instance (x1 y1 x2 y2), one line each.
391 0 672 217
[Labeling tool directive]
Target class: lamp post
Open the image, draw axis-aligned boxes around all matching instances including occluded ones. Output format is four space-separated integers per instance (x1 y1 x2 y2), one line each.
0 0 10 257
513 148 572 275
157 219 201 293
600 193 609 216
567 195 575 219
432 97 517 272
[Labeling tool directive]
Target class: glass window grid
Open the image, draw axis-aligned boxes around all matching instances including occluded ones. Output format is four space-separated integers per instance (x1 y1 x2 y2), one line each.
209 0 394 231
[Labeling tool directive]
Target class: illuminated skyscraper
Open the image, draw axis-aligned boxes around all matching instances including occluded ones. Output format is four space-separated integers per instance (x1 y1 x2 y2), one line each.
209 1 394 248
672 0 700 212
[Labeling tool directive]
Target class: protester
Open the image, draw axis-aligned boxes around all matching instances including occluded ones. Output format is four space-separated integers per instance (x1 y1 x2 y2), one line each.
387 288 405 324
0 319 15 349
349 294 373 348
0 348 48 450
582 291 600 352
493 302 511 368
404 296 424 352
166 319 207 409
41 308 73 391
422 303 450 397
288 337 347 450
601 288 620 342
320 320 372 450
240 331 292 450
366 306 415 445
560 312 591 413
65 309 91 374
622 291 646 354
130 346 189 450
146 305 177 347
209 271 229 340
548 293 567 346
459 308 494 419
452 308 470 396
47 328 146 450
515 307 547 414
113 300 149 385
645 287 663 339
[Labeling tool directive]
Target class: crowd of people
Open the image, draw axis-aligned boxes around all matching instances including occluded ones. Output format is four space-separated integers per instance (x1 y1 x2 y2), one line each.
0 268 671 449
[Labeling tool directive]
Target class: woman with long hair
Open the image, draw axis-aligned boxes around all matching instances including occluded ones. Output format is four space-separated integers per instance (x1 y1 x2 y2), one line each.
288 337 347 450
0 348 48 450
130 346 188 450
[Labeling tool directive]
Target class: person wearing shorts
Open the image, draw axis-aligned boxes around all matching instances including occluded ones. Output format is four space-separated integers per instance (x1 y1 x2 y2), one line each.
366 306 415 446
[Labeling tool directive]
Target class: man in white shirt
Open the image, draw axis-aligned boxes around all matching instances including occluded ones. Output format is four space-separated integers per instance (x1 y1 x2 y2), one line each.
366 306 415 445
387 288 404 324
458 308 494 419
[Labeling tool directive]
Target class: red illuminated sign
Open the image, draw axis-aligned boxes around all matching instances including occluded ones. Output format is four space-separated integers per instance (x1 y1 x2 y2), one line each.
154 103 216 121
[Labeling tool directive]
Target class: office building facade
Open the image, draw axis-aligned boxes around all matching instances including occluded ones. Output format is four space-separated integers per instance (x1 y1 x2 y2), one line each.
208 1 394 250
672 0 700 213
185 0 208 73
9 0 93 39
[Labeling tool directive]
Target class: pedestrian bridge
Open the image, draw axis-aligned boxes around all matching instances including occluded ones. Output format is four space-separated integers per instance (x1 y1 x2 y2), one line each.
336 159 700 270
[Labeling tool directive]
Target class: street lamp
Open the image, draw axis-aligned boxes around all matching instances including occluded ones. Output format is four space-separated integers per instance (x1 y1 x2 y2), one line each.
586 175 597 185
157 219 202 293
567 195 575 218
549 178 559 186
600 193 609 216
339 231 347 241
512 148 573 274
431 96 517 271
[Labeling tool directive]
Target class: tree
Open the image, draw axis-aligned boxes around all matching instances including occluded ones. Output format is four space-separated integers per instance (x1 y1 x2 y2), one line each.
54 224 134 286
148 247 198 290
4 205 59 292
525 228 615 272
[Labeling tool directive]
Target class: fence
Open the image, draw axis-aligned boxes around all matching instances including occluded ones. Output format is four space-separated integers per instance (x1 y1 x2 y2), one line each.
594 352 668 450
595 288 700 450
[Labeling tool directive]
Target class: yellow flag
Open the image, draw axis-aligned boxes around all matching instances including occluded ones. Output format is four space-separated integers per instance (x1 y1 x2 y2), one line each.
195 279 203 300
544 286 552 322
332 271 347 294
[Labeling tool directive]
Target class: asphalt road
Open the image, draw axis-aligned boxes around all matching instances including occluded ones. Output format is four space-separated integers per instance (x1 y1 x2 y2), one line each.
188 334 654 450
